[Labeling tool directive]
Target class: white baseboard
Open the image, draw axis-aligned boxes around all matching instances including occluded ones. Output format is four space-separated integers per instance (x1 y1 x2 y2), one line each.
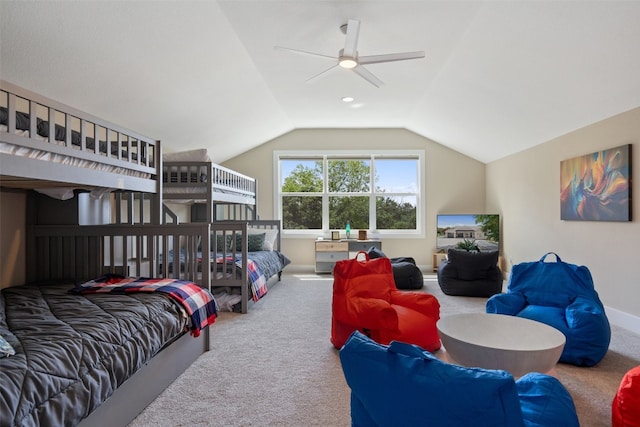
605 305 640 335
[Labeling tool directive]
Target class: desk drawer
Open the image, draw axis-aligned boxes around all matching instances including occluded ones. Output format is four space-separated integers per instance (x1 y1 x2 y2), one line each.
316 252 349 262
316 242 349 252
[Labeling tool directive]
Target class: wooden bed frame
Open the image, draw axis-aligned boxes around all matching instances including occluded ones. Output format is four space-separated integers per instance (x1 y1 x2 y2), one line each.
79 326 209 427
161 154 285 314
29 223 213 287
0 81 215 425
28 220 283 316
29 223 213 425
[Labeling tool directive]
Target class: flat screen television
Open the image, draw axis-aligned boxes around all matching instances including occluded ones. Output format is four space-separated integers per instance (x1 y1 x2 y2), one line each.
436 214 500 252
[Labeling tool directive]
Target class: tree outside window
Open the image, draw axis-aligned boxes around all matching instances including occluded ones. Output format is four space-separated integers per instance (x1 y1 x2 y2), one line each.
278 152 421 234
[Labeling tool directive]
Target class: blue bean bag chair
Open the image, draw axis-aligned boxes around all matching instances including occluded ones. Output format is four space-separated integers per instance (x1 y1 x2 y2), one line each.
339 331 579 427
486 253 610 366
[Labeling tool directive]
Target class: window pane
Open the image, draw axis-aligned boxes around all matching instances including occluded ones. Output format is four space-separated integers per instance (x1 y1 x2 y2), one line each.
376 196 417 229
281 159 323 193
283 196 322 229
375 159 417 193
328 159 370 193
278 152 421 234
329 196 369 229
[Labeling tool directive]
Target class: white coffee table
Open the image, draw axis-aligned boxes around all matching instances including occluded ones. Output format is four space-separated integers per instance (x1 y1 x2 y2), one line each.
437 313 566 377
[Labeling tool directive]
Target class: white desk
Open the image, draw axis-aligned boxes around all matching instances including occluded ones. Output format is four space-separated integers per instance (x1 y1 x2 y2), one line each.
437 313 566 377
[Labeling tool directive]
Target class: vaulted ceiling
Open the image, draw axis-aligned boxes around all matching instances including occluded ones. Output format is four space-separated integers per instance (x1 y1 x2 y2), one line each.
2 1 639 164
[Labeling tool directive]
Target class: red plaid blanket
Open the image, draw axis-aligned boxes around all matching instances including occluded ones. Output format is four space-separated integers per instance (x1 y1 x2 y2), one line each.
216 255 268 302
72 275 217 337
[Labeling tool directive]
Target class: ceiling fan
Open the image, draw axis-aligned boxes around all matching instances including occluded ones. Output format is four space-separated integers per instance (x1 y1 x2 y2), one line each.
275 19 425 88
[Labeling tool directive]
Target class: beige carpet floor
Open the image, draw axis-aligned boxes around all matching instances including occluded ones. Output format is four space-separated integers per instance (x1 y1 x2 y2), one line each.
129 273 640 427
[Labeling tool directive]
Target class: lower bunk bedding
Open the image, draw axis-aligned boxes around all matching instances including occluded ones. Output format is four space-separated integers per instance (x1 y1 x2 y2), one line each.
163 220 291 314
212 249 291 313
165 247 290 313
0 279 217 427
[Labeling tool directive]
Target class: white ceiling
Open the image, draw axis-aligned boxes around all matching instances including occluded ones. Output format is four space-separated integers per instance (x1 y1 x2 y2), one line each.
1 1 639 164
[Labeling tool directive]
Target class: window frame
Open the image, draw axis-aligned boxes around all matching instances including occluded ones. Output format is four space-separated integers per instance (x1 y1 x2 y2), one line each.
274 150 425 238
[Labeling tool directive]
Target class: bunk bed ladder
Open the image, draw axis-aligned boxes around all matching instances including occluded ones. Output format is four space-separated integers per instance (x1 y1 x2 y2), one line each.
163 204 179 224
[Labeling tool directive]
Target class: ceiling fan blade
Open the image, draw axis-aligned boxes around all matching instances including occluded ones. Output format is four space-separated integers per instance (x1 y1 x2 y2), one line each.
358 51 425 65
274 46 336 61
342 19 360 58
353 65 383 88
306 64 340 83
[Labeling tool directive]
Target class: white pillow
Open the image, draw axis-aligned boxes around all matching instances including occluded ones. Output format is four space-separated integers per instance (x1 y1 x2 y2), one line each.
163 148 211 162
248 227 279 251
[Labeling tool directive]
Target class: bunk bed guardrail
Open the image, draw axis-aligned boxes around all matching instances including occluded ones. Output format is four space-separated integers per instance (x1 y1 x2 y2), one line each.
163 160 256 206
28 223 212 289
0 80 162 196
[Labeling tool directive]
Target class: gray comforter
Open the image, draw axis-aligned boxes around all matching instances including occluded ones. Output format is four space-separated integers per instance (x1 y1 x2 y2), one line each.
0 283 187 427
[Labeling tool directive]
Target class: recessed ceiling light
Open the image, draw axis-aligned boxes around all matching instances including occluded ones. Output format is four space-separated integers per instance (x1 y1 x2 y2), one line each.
342 96 354 103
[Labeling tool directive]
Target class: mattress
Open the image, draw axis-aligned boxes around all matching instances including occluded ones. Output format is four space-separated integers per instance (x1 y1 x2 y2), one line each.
0 135 152 180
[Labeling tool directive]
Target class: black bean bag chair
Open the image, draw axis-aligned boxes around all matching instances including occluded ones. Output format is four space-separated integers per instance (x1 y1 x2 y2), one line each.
437 248 503 297
368 247 424 290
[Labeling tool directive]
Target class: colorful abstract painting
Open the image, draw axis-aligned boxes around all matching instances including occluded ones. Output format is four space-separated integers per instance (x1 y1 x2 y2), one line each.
560 144 632 221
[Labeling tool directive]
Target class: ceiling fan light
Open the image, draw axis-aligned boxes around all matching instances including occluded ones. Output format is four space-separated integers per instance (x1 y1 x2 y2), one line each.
339 57 357 69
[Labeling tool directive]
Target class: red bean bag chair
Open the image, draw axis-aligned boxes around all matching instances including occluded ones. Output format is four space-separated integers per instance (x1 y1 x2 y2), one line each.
331 253 441 351
612 365 640 427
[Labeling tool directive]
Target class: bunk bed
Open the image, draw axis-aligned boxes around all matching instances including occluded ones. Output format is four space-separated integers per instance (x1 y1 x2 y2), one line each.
0 80 162 212
0 81 216 426
162 150 257 222
162 151 289 314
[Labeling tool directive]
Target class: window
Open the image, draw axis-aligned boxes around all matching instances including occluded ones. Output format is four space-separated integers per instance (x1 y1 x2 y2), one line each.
275 150 423 236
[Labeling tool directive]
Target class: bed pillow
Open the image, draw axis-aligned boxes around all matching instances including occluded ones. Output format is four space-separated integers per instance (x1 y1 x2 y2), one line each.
0 107 31 131
227 233 266 252
197 233 226 252
163 148 212 162
248 233 266 252
36 120 68 141
0 335 15 358
248 227 279 251
0 106 8 126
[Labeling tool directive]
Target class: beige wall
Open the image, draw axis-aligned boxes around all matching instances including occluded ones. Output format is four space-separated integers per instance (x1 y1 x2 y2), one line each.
222 128 487 270
487 107 640 323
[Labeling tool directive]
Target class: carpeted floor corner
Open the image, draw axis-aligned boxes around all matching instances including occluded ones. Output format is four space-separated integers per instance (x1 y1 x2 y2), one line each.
129 273 640 427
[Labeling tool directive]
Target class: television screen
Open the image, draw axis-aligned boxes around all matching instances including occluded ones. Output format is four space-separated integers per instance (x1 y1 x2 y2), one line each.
436 214 500 252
